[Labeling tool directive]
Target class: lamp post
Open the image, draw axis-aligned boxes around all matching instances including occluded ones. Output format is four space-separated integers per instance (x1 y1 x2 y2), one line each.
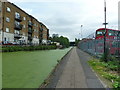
103 0 108 62
81 25 83 40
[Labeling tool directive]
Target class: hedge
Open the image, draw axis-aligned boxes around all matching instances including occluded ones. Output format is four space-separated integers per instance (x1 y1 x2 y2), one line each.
2 45 57 52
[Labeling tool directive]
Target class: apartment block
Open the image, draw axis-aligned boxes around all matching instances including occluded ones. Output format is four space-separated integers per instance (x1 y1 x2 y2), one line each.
0 1 49 45
41 24 49 44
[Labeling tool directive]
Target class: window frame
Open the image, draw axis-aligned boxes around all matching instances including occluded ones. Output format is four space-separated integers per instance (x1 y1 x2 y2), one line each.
6 27 10 32
6 7 11 12
6 17 10 22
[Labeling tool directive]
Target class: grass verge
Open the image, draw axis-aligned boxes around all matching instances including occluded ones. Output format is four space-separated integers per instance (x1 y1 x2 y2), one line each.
88 59 120 88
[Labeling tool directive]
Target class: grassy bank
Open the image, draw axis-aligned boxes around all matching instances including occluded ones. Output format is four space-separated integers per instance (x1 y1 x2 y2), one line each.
88 59 120 88
2 45 57 52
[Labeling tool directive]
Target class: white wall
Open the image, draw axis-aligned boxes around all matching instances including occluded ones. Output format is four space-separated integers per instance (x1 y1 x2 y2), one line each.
0 30 2 42
3 32 14 43
19 35 28 44
42 39 47 44
32 38 39 45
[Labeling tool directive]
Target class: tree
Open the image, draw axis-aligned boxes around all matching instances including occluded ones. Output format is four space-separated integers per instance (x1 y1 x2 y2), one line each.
75 38 80 46
50 36 70 48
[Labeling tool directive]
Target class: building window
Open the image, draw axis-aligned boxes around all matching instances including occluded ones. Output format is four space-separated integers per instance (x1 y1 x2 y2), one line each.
34 29 35 32
0 7 1 12
4 37 6 41
23 17 26 20
6 7 11 12
15 12 20 18
23 25 26 28
6 28 9 32
6 17 10 22
34 24 36 27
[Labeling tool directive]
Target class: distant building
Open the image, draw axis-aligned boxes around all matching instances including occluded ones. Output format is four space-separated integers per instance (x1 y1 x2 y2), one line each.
52 34 59 38
0 1 49 45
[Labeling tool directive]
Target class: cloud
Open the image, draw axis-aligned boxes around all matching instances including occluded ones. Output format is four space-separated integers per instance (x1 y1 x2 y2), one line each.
8 0 120 41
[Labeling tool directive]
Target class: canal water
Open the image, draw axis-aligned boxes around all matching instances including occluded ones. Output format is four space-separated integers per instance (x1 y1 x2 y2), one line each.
2 48 71 88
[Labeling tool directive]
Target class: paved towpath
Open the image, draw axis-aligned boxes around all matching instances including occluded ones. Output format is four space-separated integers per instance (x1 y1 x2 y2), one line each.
46 47 104 88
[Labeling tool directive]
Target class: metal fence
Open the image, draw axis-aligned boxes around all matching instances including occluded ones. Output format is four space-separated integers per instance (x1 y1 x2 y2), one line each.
78 37 120 58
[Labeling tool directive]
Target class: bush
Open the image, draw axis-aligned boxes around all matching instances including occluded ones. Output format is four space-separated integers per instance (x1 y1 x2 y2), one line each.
100 47 110 62
2 45 57 52
113 81 120 88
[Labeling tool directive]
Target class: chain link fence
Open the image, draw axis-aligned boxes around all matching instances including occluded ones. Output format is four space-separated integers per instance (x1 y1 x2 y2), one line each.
78 37 120 58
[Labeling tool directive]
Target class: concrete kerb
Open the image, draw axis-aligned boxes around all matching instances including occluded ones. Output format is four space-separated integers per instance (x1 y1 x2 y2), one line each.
39 47 73 88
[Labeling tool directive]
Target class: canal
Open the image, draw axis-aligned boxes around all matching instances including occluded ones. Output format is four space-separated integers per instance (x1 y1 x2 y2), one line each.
2 48 71 88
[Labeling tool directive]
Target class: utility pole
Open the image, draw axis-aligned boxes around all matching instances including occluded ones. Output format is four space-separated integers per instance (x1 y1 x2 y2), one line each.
103 0 108 62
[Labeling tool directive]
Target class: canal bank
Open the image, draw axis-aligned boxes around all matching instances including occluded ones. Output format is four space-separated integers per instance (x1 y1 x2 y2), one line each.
2 47 72 88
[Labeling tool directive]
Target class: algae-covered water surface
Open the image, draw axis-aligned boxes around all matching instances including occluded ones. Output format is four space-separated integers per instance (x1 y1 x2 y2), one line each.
2 48 71 88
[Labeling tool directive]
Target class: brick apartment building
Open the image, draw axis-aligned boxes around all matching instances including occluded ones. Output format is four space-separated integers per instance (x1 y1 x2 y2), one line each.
0 1 49 45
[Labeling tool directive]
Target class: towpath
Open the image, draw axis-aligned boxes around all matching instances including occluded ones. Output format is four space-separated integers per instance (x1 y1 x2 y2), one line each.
46 47 104 88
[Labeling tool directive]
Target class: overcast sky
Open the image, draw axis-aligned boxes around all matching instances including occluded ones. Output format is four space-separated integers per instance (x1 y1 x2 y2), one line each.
8 0 120 41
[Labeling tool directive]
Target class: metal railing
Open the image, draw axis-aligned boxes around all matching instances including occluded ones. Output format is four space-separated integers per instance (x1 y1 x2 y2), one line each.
14 24 23 30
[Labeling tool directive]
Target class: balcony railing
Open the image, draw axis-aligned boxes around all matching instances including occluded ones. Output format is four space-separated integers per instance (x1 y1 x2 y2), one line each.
15 15 22 22
28 28 33 33
14 24 23 30
14 33 22 39
28 21 33 27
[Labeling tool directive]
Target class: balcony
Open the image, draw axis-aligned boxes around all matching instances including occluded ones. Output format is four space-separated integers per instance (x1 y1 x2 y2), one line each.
15 15 22 22
14 33 22 39
28 35 32 41
28 28 33 34
28 34 32 41
28 21 33 27
14 24 23 30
